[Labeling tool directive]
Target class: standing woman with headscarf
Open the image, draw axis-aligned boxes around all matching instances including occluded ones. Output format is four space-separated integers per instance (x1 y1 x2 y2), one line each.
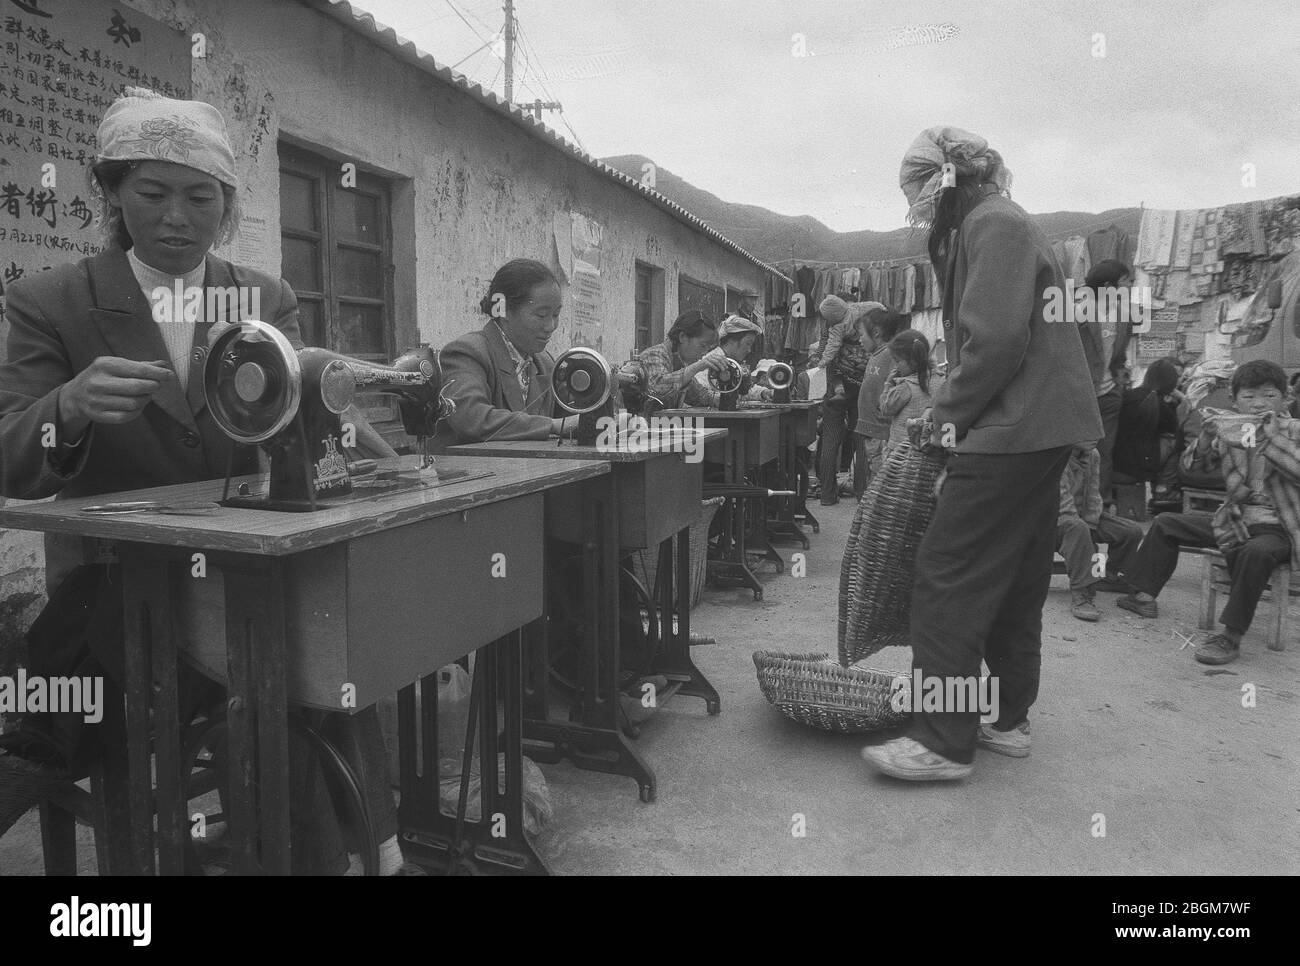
0 89 405 873
861 127 1101 780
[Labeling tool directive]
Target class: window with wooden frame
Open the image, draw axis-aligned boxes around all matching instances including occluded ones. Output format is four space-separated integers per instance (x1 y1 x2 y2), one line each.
678 274 724 327
278 145 394 362
634 261 666 355
635 263 653 353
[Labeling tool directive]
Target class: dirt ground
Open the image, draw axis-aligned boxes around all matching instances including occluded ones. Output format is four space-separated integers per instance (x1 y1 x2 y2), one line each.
2 498 1297 875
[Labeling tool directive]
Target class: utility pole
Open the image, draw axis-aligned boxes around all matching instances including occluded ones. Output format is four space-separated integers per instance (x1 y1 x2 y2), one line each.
503 0 515 103
500 0 561 122
528 98 562 120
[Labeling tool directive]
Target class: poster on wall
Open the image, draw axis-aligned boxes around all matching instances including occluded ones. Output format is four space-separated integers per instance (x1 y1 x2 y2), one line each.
211 70 276 275
569 210 603 351
0 0 191 337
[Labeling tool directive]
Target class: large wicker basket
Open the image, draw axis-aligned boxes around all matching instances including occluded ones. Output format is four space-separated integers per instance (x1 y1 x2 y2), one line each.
628 497 725 609
752 651 909 733
838 440 946 666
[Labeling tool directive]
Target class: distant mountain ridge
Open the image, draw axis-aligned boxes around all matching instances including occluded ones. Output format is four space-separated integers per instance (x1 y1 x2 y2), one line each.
602 153 1141 266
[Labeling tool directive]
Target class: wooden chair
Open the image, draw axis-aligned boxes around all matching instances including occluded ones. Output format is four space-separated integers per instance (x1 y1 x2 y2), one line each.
1180 488 1292 652
1197 550 1292 652
36 680 223 876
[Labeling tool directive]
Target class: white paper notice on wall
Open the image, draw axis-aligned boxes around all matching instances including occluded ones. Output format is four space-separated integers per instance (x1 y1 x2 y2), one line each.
231 214 270 271
571 212 603 276
553 209 573 281
570 212 603 352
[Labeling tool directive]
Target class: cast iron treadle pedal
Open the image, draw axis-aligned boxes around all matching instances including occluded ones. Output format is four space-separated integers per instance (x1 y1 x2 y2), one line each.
522 724 657 803
400 829 547 876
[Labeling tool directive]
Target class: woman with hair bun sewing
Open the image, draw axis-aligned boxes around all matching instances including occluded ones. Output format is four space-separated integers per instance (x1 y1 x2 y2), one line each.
431 258 581 448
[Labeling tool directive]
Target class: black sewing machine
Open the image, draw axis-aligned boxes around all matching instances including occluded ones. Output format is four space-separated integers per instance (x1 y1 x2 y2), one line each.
203 320 479 511
708 357 748 411
552 346 619 446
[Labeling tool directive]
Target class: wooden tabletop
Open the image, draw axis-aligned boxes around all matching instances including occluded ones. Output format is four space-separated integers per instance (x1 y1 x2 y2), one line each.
0 456 607 556
738 400 820 411
656 408 781 421
447 427 727 462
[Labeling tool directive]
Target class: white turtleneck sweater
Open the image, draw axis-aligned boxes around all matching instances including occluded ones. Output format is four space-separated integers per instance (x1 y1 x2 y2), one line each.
127 247 206 394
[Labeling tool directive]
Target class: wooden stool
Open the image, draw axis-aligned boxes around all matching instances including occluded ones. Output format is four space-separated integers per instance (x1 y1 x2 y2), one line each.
1182 487 1225 515
1196 549 1293 652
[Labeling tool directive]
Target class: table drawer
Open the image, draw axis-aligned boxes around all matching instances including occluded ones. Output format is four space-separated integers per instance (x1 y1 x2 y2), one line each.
176 493 544 710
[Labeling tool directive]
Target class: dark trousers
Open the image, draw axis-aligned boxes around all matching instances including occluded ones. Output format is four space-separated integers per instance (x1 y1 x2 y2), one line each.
818 384 863 505
1097 388 1122 503
908 447 1071 763
295 708 399 874
1127 514 1290 633
1055 511 1144 590
854 435 882 501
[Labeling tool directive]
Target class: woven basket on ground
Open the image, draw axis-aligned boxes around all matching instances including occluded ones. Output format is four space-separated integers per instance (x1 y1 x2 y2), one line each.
838 440 946 666
752 650 909 733
629 497 725 609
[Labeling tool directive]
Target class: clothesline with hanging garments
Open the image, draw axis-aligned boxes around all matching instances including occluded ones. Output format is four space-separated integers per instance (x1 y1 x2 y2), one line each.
763 257 946 325
773 255 927 268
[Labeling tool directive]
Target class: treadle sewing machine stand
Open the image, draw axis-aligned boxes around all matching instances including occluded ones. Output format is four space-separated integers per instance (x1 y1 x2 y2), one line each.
396 628 546 875
447 434 726 803
0 459 606 876
657 408 783 601
750 401 820 548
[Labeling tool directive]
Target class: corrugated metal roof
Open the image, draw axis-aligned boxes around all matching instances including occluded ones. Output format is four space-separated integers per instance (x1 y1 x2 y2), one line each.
296 0 791 284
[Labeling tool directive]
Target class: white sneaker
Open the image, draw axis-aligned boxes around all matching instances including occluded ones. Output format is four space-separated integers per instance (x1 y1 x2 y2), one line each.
860 736 973 781
976 720 1031 758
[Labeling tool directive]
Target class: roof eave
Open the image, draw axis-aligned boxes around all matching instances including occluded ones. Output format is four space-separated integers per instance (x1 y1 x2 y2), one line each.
292 0 792 284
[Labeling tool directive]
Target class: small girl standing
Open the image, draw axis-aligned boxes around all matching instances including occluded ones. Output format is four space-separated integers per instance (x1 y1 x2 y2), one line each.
879 329 942 459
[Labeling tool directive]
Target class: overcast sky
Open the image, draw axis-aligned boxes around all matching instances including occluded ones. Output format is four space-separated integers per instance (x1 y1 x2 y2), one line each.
354 0 1300 232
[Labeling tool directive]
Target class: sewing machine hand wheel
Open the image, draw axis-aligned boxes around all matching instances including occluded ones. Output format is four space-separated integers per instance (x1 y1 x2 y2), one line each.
707 357 744 394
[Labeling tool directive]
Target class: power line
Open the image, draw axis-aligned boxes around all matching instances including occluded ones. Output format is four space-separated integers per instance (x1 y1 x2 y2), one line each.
441 0 492 48
460 0 500 37
514 26 549 94
451 40 494 71
521 40 581 148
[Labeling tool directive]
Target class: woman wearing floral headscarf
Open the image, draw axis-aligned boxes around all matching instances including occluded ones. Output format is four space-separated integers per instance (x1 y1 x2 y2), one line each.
860 127 1101 781
0 89 403 873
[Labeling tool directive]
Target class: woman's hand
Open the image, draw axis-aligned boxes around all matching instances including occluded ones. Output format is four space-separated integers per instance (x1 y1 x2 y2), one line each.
57 356 174 438
693 347 730 374
551 415 578 438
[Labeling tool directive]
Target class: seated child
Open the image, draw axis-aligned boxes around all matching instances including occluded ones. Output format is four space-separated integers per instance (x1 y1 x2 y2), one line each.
878 329 942 460
1055 445 1145 621
1117 360 1298 664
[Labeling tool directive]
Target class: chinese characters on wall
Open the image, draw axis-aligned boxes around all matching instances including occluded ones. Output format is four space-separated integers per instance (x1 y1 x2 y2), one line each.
0 0 190 313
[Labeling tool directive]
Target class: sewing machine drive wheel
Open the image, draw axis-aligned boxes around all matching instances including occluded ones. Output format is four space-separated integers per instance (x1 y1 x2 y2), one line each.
180 712 378 875
545 556 661 707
